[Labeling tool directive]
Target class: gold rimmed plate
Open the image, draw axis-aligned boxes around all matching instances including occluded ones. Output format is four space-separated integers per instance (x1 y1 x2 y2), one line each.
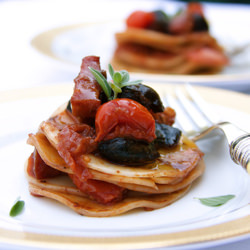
31 17 250 93
0 83 249 249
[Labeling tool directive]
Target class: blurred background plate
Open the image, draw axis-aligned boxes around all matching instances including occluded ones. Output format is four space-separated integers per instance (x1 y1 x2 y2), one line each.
31 2 250 93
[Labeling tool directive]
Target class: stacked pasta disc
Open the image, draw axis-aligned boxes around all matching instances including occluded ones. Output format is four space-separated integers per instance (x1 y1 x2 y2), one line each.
111 28 228 75
111 3 228 75
26 108 205 217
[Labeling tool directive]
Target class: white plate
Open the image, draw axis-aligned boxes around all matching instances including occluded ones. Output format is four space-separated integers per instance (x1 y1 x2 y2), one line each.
30 3 250 93
0 83 249 249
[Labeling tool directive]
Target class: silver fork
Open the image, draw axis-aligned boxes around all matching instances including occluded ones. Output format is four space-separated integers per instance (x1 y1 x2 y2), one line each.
164 84 250 173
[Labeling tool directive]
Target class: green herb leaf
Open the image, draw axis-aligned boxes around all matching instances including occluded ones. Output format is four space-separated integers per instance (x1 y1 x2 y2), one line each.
120 80 143 88
88 67 112 100
108 64 115 78
195 195 235 207
111 83 122 99
9 198 25 217
89 64 142 100
111 82 122 93
113 72 123 85
120 70 130 83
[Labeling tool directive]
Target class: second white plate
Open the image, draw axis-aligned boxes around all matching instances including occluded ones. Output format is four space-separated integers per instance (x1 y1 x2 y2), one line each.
31 3 250 93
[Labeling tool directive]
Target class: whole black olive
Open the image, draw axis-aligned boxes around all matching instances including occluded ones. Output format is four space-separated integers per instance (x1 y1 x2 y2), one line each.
154 123 182 148
192 14 209 32
118 84 164 113
148 10 170 33
98 137 160 166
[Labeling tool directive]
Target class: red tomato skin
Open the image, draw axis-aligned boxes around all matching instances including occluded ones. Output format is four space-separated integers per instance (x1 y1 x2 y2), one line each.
70 174 125 205
187 2 204 16
168 13 193 35
126 10 155 28
95 98 156 143
185 47 229 66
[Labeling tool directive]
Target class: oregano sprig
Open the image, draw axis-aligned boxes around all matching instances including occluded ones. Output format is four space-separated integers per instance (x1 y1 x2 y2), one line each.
88 67 112 100
89 64 142 100
195 194 235 207
9 197 25 217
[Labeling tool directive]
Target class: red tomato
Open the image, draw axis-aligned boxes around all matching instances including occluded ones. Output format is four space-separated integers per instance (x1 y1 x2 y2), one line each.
95 98 156 143
126 10 155 28
185 47 229 66
169 2 205 34
168 12 193 34
187 2 204 16
70 174 125 205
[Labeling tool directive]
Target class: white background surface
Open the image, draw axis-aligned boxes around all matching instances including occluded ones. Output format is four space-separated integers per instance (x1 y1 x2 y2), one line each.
0 0 250 249
0 0 250 92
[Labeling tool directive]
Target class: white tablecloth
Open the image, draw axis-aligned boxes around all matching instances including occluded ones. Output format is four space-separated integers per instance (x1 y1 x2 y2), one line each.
0 0 249 249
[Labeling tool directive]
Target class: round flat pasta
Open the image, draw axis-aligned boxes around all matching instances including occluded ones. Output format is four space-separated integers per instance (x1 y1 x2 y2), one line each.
25 55 205 217
27 175 191 217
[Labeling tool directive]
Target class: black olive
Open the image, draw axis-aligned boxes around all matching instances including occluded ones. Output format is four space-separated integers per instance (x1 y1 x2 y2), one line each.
148 10 169 33
99 90 108 104
98 137 160 166
192 14 209 32
118 84 164 113
154 123 182 148
66 100 72 112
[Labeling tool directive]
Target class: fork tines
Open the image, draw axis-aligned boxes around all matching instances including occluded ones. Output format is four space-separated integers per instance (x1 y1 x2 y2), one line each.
163 84 218 137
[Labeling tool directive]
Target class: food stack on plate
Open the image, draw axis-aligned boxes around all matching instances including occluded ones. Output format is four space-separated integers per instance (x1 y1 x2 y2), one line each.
112 2 229 74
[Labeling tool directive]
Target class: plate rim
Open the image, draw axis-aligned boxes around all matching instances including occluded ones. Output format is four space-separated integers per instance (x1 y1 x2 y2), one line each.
1 83 249 115
0 215 250 249
0 83 250 249
30 21 250 84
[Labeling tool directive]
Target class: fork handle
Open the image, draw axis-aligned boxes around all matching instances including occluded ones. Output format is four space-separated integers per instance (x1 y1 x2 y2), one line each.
230 134 250 172
218 122 250 172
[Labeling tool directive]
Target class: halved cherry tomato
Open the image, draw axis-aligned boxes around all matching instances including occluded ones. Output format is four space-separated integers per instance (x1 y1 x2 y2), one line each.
95 98 156 143
126 10 155 28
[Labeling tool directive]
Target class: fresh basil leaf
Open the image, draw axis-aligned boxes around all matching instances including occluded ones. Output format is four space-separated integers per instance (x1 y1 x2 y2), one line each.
9 199 25 217
196 195 235 207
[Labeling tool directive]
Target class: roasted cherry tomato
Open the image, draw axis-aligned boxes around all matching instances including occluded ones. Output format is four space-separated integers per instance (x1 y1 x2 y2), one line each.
95 98 156 143
185 47 229 66
169 12 193 34
187 2 204 16
126 10 155 28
